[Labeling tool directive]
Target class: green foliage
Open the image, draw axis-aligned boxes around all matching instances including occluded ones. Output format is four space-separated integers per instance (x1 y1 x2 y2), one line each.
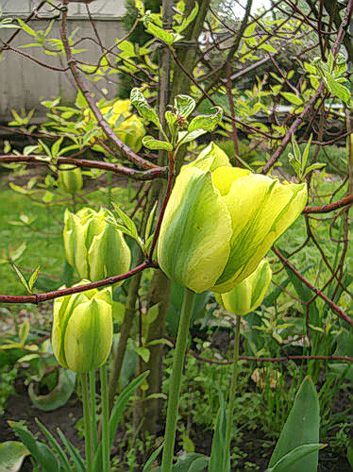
288 135 326 181
131 89 223 151
208 394 229 471
0 366 17 416
11 421 61 472
0 441 29 472
1 1 353 469
268 377 321 471
28 369 76 412
282 142 347 176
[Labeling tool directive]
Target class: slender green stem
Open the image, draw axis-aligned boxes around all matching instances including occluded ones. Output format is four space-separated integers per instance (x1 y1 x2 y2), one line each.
225 315 242 466
81 373 94 472
161 288 195 472
89 370 98 450
107 172 113 207
100 365 110 472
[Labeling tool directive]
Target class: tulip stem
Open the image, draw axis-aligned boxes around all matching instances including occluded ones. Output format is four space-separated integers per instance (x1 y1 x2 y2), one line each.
72 193 77 212
89 370 98 449
161 288 195 472
81 373 94 472
225 315 242 467
100 364 110 472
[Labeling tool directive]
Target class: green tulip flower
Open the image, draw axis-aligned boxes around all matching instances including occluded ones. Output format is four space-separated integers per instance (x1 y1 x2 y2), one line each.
64 207 131 281
85 98 145 152
216 259 272 316
52 285 113 373
57 164 83 195
157 142 307 293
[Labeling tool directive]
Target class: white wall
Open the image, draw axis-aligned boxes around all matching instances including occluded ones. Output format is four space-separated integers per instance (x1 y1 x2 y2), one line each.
0 1 127 122
1 0 126 18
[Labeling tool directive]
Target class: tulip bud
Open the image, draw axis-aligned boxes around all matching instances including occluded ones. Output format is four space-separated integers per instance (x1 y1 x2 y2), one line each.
52 285 113 373
57 164 83 195
63 207 131 281
86 98 145 152
216 259 272 316
115 115 145 153
157 142 307 293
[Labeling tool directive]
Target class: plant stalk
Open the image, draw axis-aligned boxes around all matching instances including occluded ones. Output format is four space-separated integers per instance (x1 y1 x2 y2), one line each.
81 373 94 472
225 315 242 467
108 268 143 408
161 288 195 472
100 364 110 472
89 370 98 449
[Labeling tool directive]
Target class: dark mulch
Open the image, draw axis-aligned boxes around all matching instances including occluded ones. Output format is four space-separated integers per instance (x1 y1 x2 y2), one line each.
0 377 82 471
1 377 352 471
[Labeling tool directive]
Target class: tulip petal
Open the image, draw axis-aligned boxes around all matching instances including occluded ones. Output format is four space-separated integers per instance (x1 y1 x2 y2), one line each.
63 210 75 267
214 175 307 292
52 291 89 368
157 166 232 293
64 298 113 373
220 280 251 315
212 166 251 196
218 259 272 315
250 259 272 309
187 142 231 172
88 225 131 281
63 207 131 282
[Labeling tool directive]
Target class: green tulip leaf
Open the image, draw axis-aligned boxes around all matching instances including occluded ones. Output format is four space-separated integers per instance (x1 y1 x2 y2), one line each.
268 377 320 472
172 453 209 471
56 428 85 471
28 369 76 412
10 421 60 472
35 419 72 472
94 371 150 471
347 439 353 470
0 441 29 472
267 444 325 472
209 394 229 472
143 443 164 472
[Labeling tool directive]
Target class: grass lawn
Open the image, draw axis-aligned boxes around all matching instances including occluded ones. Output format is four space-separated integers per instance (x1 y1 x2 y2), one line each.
0 175 133 297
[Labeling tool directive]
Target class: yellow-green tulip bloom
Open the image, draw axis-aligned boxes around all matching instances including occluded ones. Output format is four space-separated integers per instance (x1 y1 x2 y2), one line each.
157 142 307 293
216 259 272 315
52 285 113 373
86 99 145 152
64 207 131 281
58 164 83 195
